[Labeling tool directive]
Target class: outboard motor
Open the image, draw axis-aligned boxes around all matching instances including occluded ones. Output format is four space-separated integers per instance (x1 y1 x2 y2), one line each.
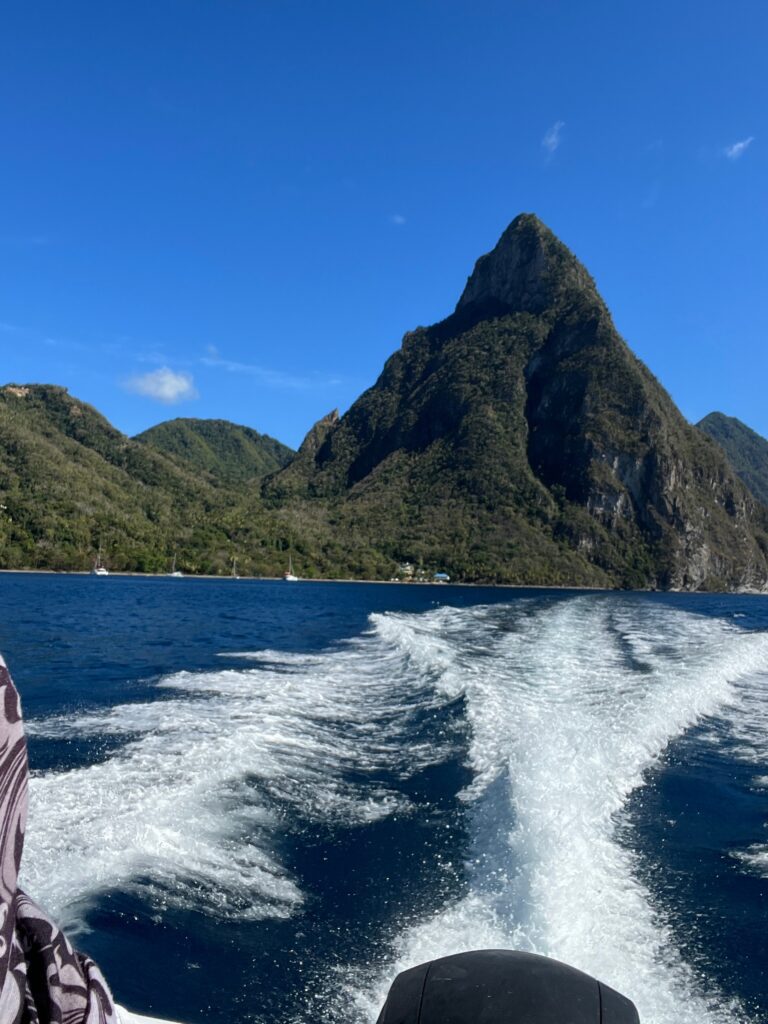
376 949 639 1023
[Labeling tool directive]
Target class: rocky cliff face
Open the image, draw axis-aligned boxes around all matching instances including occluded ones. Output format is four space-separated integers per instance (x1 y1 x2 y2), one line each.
456 213 600 317
297 409 339 459
698 412 768 508
272 215 768 589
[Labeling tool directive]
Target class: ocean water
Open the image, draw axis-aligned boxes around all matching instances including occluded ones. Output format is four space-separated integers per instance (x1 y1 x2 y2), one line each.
0 574 766 1024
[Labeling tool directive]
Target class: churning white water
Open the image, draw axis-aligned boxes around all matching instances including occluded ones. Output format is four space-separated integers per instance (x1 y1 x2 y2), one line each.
22 641 454 927
20 597 768 1024
710 666 768 879
351 600 768 1024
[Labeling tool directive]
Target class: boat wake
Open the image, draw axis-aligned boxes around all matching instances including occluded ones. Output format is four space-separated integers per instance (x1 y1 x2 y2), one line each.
22 643 455 929
347 599 768 1024
20 596 768 1024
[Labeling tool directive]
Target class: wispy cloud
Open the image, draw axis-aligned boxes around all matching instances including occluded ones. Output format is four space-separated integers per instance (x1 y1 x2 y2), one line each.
0 322 79 346
389 213 407 226
124 367 198 403
0 322 149 362
134 349 174 366
542 120 565 156
202 355 340 390
43 335 88 352
724 136 754 160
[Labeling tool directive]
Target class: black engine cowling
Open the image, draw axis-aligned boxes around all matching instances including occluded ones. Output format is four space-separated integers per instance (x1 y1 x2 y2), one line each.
376 949 639 1024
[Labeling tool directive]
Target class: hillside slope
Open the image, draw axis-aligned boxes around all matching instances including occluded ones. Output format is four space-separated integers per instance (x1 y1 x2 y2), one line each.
268 215 768 589
698 412 768 507
136 418 294 488
0 385 292 574
3 218 767 589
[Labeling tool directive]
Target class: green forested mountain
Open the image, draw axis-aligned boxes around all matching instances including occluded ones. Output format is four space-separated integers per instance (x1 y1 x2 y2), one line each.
2 217 768 589
697 412 768 507
268 214 768 590
0 385 294 575
136 418 294 488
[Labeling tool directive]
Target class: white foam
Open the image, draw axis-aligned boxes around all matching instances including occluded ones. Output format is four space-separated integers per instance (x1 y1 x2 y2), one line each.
21 597 768 1024
352 600 767 1024
22 641 455 929
733 845 768 872
713 666 768 879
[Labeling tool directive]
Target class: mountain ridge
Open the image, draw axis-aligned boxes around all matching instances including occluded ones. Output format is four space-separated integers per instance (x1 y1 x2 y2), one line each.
0 385 297 575
267 215 768 589
2 217 767 589
136 417 294 488
697 412 768 507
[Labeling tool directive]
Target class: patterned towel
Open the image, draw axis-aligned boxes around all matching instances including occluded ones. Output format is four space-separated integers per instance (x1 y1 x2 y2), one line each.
0 654 118 1024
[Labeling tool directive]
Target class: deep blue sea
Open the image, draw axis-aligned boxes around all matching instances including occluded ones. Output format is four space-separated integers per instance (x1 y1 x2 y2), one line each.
0 574 766 1024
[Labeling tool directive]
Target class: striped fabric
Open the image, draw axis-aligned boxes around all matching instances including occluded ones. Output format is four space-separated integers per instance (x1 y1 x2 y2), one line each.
0 654 118 1024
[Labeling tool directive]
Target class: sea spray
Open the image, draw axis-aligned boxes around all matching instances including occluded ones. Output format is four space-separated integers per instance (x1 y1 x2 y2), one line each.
22 640 458 929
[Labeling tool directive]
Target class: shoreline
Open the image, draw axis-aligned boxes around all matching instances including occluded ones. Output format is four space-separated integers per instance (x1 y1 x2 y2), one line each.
0 567 765 595
0 566 598 591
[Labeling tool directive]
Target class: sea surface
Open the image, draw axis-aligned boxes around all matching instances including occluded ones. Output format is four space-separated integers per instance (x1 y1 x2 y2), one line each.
0 574 766 1024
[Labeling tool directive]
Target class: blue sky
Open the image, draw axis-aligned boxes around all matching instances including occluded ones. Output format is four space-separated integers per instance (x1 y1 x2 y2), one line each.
2 1 766 449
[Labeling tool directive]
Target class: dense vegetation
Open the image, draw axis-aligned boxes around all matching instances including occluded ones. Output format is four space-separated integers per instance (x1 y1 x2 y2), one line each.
268 215 768 590
0 386 298 576
698 412 768 507
2 216 767 590
137 418 293 488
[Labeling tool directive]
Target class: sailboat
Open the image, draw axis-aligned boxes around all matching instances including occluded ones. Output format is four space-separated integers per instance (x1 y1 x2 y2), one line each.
282 555 298 581
91 545 109 576
231 556 240 580
167 553 183 578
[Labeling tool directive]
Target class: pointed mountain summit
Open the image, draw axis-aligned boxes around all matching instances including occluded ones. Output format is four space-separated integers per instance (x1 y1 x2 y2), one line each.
456 213 600 319
271 215 768 589
297 409 340 458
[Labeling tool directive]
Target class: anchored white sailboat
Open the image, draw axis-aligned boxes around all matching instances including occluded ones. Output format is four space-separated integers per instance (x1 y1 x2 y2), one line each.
91 545 109 576
167 553 183 578
282 555 298 581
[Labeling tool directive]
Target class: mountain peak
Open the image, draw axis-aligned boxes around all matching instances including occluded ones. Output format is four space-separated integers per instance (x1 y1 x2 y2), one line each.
298 409 339 457
698 411 768 507
456 213 599 317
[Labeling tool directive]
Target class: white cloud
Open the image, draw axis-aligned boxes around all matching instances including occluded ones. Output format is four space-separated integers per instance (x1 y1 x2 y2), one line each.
724 136 754 160
124 367 198 403
389 213 407 226
542 120 565 155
